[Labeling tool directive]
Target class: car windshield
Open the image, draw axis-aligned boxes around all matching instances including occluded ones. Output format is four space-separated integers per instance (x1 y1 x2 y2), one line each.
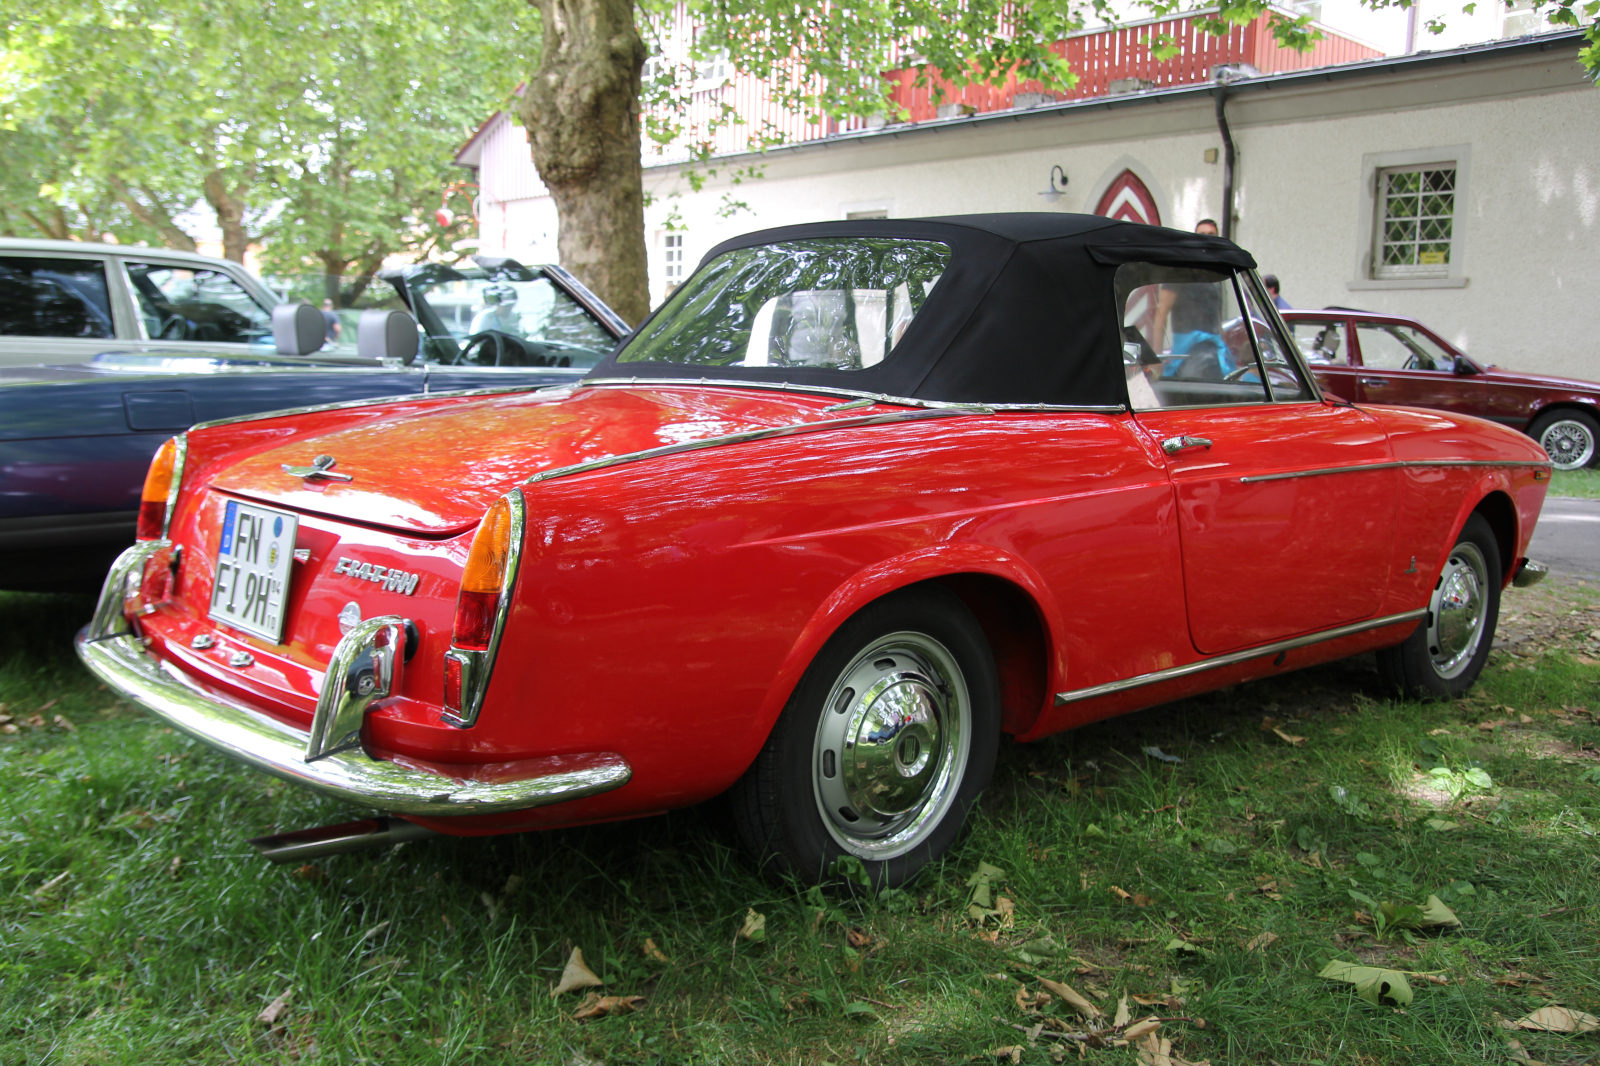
617 238 951 370
405 266 615 367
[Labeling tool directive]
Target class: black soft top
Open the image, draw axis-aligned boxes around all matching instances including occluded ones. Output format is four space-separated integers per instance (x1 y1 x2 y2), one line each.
586 213 1257 407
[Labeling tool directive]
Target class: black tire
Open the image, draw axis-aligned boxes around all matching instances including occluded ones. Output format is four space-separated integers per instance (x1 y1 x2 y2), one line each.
1529 408 1599 471
1377 513 1501 699
730 584 1001 889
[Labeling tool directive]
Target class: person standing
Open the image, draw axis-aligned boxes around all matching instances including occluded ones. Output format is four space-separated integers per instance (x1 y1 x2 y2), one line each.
320 299 342 344
1263 275 1291 310
1150 219 1225 353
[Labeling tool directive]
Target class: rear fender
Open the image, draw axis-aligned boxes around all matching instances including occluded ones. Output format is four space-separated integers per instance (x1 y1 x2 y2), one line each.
750 544 1063 755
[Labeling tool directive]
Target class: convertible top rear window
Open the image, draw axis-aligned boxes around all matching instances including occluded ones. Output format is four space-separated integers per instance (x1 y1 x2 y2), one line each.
617 239 950 371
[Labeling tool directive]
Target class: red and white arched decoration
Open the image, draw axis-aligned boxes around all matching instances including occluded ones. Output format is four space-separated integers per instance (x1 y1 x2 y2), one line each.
1095 170 1161 226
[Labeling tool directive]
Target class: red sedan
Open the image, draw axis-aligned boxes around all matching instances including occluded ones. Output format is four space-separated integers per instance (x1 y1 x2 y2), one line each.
78 216 1552 887
1283 308 1600 471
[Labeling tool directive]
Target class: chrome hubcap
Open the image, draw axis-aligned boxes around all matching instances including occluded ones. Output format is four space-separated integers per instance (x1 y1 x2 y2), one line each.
1539 419 1596 471
812 632 969 859
1427 542 1489 680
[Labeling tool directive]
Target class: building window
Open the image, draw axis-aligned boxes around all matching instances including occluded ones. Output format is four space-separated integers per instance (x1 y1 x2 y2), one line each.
662 233 686 295
1374 165 1456 279
691 53 729 93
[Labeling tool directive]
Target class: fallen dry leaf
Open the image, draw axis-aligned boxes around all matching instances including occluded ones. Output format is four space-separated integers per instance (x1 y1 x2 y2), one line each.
1502 1037 1545 1065
32 870 71 899
1427 727 1451 735
1272 727 1307 746
1503 1006 1600 1033
1110 885 1133 902
257 988 293 1025
642 938 669 963
572 993 645 1021
550 947 604 998
738 908 766 942
1038 977 1102 1019
290 864 323 883
988 1047 1024 1065
1124 1017 1163 1041
52 715 76 733
1245 931 1279 952
1014 984 1051 1013
168 856 183 880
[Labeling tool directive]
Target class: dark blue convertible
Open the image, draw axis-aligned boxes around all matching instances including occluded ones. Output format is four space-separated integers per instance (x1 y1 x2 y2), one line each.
0 259 627 590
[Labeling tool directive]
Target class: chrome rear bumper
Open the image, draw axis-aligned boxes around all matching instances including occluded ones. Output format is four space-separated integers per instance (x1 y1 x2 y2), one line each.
76 545 631 817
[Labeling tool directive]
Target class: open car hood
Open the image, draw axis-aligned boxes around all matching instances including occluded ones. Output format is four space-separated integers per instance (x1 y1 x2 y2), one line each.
206 384 835 535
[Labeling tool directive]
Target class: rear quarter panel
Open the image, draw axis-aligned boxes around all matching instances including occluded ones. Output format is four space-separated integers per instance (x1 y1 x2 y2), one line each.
446 411 1188 830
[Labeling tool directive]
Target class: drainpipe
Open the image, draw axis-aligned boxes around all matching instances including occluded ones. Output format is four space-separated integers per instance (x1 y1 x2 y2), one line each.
1213 74 1237 241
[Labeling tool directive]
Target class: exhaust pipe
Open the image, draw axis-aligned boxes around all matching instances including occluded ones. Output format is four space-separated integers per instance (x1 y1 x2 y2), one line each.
249 816 442 864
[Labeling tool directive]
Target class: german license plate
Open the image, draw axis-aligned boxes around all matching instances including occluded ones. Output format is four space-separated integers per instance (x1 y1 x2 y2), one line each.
209 500 298 644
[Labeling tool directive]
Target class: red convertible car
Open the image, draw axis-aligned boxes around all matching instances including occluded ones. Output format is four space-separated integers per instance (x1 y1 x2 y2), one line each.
78 216 1552 887
1283 308 1600 471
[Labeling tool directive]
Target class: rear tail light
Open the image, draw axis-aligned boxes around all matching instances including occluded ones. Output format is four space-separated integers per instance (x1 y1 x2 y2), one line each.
442 490 525 727
137 436 187 541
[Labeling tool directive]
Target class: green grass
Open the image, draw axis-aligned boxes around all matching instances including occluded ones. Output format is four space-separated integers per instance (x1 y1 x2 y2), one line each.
1549 466 1600 499
3 585 1599 1065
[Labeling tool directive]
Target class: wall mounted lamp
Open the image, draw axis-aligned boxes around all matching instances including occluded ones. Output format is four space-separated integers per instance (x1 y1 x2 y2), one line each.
1038 165 1069 204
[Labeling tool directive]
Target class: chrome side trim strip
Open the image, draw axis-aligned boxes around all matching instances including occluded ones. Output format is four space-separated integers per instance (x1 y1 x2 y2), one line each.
189 384 574 432
75 628 632 816
578 376 1127 414
1052 608 1426 706
1239 459 1553 484
524 408 981 485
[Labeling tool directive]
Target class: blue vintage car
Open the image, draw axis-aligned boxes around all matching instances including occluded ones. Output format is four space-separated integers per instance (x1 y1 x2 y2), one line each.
0 259 627 591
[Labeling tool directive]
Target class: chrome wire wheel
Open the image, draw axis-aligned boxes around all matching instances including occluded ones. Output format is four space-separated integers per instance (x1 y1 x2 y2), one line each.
1426 541 1490 680
811 631 971 860
1537 416 1597 471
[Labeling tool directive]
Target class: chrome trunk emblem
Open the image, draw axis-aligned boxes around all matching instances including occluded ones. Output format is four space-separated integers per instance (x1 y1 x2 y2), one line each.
333 557 420 596
281 454 353 483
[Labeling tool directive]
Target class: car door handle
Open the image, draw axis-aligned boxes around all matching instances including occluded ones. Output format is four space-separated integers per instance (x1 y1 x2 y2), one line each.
1161 435 1214 455
1360 377 1388 387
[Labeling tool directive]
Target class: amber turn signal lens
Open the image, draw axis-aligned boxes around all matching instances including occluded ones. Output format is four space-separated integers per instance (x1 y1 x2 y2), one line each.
137 437 180 541
452 496 517 650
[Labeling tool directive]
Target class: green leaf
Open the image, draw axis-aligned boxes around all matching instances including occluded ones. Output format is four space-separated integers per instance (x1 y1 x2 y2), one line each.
1423 818 1461 831
1318 960 1414 1006
843 1001 878 1017
966 861 1005 910
1083 823 1107 839
1418 895 1461 927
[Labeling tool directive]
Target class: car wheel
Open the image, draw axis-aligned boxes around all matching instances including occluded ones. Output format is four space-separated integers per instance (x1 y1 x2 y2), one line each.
1530 409 1599 471
1376 513 1501 699
731 584 1000 889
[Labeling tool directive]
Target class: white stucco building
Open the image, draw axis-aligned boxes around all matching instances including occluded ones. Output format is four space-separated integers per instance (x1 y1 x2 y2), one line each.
456 29 1598 379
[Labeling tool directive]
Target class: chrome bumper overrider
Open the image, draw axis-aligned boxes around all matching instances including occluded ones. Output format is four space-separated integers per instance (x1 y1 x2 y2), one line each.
1513 558 1549 588
76 548 631 816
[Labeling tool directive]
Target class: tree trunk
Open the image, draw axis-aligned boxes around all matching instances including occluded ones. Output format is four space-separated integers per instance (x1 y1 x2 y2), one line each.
518 0 650 326
108 178 199 251
203 169 254 262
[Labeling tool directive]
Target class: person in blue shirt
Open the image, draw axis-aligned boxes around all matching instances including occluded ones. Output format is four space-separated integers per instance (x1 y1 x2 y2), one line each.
1263 274 1291 310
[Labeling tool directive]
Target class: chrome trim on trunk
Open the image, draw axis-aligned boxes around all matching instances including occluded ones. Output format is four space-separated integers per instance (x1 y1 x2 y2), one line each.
525 408 980 486
441 490 525 728
1053 608 1427 706
162 433 188 539
578 376 1127 414
76 629 632 815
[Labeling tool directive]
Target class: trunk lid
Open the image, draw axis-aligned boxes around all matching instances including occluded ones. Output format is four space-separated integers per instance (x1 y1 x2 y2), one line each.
206 384 836 534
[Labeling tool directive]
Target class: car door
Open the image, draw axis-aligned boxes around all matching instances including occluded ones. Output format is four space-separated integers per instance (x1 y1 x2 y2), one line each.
118 257 278 355
0 252 128 366
1285 315 1361 402
1353 320 1486 417
1119 264 1398 654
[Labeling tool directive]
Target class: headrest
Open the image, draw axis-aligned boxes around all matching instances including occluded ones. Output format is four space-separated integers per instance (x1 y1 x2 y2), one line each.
272 304 324 356
357 309 419 365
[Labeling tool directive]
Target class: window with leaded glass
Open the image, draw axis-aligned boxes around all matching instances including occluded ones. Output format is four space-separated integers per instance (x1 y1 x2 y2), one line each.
1373 166 1456 279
